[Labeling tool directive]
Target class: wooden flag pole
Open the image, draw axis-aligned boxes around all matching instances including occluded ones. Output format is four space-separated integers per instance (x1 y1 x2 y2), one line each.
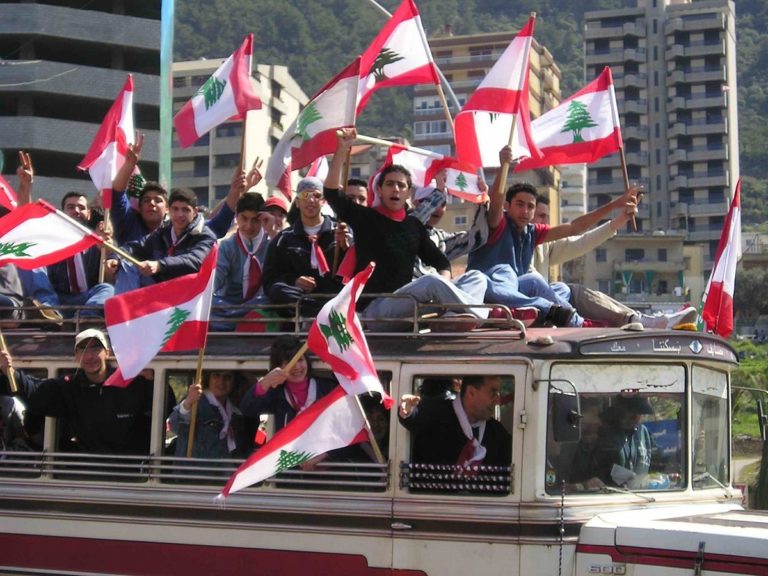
98 207 111 283
343 132 444 160
353 394 385 464
618 147 638 232
0 326 18 394
185 347 207 458
333 148 353 276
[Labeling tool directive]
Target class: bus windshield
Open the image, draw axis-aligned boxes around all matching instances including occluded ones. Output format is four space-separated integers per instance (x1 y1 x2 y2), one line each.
546 363 686 495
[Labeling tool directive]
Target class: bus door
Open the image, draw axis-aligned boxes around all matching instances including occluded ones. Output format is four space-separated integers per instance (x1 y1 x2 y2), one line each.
390 361 529 576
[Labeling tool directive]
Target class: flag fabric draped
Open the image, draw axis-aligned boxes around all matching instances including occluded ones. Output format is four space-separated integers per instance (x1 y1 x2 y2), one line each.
77 75 135 209
173 34 262 148
220 385 367 496
0 200 101 269
366 144 437 206
104 245 218 387
515 67 623 171
0 175 18 212
454 16 538 168
701 179 741 338
307 262 392 407
357 0 440 114
265 58 360 191
306 155 329 181
424 157 486 203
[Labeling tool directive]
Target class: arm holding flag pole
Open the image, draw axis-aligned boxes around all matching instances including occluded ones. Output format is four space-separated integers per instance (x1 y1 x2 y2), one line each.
0 328 18 394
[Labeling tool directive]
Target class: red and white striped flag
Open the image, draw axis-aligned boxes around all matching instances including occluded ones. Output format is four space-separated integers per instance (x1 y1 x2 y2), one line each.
307 263 392 407
367 144 437 207
357 0 440 113
77 75 135 209
173 34 262 148
515 67 622 171
220 385 367 496
454 16 539 168
265 58 360 192
306 155 329 181
701 179 741 338
104 245 218 387
0 200 101 269
0 175 18 212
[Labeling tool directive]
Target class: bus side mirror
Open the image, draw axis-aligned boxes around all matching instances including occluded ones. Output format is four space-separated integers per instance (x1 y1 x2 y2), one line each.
552 392 582 443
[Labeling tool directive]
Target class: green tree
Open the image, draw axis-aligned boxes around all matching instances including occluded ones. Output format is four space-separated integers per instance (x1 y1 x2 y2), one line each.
561 100 597 142
296 102 322 141
371 48 405 82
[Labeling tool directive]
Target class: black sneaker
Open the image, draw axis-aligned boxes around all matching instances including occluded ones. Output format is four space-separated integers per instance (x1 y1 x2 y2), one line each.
544 305 575 328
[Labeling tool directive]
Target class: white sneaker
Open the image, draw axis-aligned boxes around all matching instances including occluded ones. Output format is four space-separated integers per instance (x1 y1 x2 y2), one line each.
663 306 698 329
639 306 697 329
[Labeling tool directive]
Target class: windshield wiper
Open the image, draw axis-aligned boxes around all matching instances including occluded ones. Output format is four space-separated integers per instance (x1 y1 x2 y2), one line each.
602 485 656 502
693 471 732 496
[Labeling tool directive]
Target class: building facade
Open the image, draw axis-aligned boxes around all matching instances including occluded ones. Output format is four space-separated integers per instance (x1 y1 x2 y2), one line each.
0 1 161 203
583 0 738 307
172 61 307 208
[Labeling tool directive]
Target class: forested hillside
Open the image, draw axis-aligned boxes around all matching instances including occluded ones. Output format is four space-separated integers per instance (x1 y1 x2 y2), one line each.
175 0 768 227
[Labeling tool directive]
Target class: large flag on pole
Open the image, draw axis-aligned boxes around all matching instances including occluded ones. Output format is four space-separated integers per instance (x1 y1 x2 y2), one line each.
356 0 440 114
265 58 360 188
173 34 262 148
424 157 486 203
220 385 367 496
77 75 135 209
104 245 218 387
0 200 101 269
515 67 622 171
0 175 18 212
701 178 741 338
307 262 392 407
454 16 538 168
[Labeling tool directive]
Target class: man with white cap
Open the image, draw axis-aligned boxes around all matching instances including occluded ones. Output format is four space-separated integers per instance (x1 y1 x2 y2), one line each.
262 177 344 316
0 329 159 454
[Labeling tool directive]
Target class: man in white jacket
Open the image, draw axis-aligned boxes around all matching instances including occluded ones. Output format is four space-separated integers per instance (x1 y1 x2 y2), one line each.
533 197 697 329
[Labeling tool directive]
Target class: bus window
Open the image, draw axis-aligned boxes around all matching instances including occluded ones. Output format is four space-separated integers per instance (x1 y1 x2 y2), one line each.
399 374 513 495
692 366 729 489
164 368 392 493
547 363 685 495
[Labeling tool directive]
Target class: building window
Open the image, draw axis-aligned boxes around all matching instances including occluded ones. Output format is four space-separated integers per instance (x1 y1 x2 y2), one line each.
214 153 240 168
598 279 610 293
454 215 468 226
596 249 607 263
658 248 667 262
625 248 645 262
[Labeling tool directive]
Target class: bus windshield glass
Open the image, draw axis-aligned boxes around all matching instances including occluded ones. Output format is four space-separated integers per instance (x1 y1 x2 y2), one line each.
546 363 686 495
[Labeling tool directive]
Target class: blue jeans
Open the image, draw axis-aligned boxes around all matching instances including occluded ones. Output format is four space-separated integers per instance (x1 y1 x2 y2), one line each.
210 294 270 331
18 268 57 306
58 284 114 318
363 272 489 330
115 260 156 294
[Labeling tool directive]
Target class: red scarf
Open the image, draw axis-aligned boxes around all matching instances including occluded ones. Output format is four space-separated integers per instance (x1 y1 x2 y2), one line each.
374 205 406 222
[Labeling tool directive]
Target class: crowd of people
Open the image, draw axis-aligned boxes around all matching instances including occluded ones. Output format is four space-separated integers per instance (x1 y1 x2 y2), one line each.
0 133 692 485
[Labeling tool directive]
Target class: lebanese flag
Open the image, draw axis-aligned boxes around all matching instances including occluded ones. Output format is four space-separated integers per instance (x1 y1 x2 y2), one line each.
515 67 622 171
77 75 135 209
424 157 486 203
220 385 367 496
701 179 741 338
307 262 392 407
0 200 101 269
173 34 262 148
289 57 360 170
454 16 539 168
357 0 440 113
104 245 217 387
0 175 18 211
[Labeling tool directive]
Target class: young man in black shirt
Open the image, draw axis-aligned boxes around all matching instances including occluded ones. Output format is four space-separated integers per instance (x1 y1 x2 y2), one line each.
323 129 488 329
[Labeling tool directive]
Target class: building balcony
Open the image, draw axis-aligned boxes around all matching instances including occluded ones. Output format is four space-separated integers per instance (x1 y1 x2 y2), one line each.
586 180 624 195
591 155 621 170
613 259 685 273
621 99 648 114
686 93 727 110
625 150 649 165
687 229 724 242
585 51 618 66
667 96 687 111
686 200 729 216
666 44 686 59
623 48 647 62
687 146 728 162
585 20 646 39
0 4 159 51
614 293 688 305
669 174 688 189
684 40 726 58
623 125 647 140
434 51 504 69
672 12 727 33
688 173 728 188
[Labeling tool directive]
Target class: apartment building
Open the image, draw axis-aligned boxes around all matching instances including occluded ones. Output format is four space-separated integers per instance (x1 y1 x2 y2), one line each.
0 1 161 203
583 0 738 307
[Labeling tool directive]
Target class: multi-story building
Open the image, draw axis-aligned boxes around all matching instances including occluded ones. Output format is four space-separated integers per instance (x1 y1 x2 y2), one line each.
411 28 563 250
172 61 307 208
583 0 738 307
0 1 161 203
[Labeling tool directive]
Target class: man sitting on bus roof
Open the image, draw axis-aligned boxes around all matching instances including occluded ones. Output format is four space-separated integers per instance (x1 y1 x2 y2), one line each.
0 329 161 454
467 146 638 327
398 375 511 468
